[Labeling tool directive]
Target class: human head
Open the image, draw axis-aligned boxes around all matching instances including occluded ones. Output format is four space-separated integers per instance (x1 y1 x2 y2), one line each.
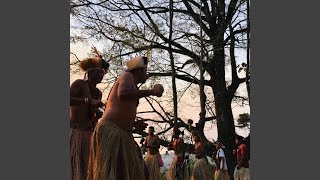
215 141 225 149
79 57 109 83
191 130 201 142
87 69 105 84
148 126 155 135
126 56 149 83
235 135 244 145
173 128 181 138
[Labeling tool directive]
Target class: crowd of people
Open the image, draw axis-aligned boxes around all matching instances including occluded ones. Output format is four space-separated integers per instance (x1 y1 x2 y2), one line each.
70 54 250 180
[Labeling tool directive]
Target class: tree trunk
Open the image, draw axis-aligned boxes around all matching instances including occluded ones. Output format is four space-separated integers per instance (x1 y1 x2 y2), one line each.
211 48 237 178
215 99 237 178
246 0 251 105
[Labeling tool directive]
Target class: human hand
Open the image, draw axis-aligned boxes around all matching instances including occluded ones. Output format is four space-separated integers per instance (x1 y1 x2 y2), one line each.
91 99 105 107
152 84 164 97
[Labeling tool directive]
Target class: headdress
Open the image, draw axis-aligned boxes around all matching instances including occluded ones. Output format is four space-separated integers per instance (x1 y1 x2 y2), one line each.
78 46 110 72
126 56 148 71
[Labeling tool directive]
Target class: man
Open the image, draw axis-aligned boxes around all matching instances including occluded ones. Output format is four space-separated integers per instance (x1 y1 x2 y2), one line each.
213 141 230 180
233 135 250 180
243 134 250 165
70 57 109 180
86 56 164 180
144 126 161 180
167 128 189 180
190 131 210 180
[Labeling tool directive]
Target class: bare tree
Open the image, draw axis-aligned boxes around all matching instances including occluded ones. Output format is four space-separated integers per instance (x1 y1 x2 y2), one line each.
70 0 250 176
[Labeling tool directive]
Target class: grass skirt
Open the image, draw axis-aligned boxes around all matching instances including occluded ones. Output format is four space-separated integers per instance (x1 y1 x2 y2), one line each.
191 157 210 180
234 166 250 180
87 120 145 180
144 152 160 180
214 169 230 180
167 154 189 180
70 129 92 180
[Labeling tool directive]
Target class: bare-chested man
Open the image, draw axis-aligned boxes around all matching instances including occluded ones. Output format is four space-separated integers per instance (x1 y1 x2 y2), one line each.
87 56 164 180
70 57 109 180
167 128 189 180
190 131 210 180
144 126 162 180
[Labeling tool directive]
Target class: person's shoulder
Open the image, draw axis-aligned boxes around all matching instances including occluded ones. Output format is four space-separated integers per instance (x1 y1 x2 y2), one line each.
240 144 247 150
119 71 133 79
71 79 86 87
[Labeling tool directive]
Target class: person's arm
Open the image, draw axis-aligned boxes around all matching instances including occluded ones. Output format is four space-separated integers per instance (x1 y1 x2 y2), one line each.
70 80 89 106
117 73 154 101
144 136 149 147
218 150 226 170
70 80 105 107
220 156 225 169
213 150 220 170
155 136 160 149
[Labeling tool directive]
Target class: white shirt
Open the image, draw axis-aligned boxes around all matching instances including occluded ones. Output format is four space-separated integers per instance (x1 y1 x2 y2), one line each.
216 148 228 170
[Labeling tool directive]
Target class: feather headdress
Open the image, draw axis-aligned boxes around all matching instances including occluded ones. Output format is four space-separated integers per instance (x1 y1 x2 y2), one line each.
78 46 110 72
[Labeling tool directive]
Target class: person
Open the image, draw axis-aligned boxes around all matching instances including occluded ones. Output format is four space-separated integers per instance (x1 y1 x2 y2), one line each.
189 131 210 180
70 56 109 180
167 128 189 180
86 56 164 180
233 135 250 180
213 141 230 180
144 126 162 180
243 134 250 166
